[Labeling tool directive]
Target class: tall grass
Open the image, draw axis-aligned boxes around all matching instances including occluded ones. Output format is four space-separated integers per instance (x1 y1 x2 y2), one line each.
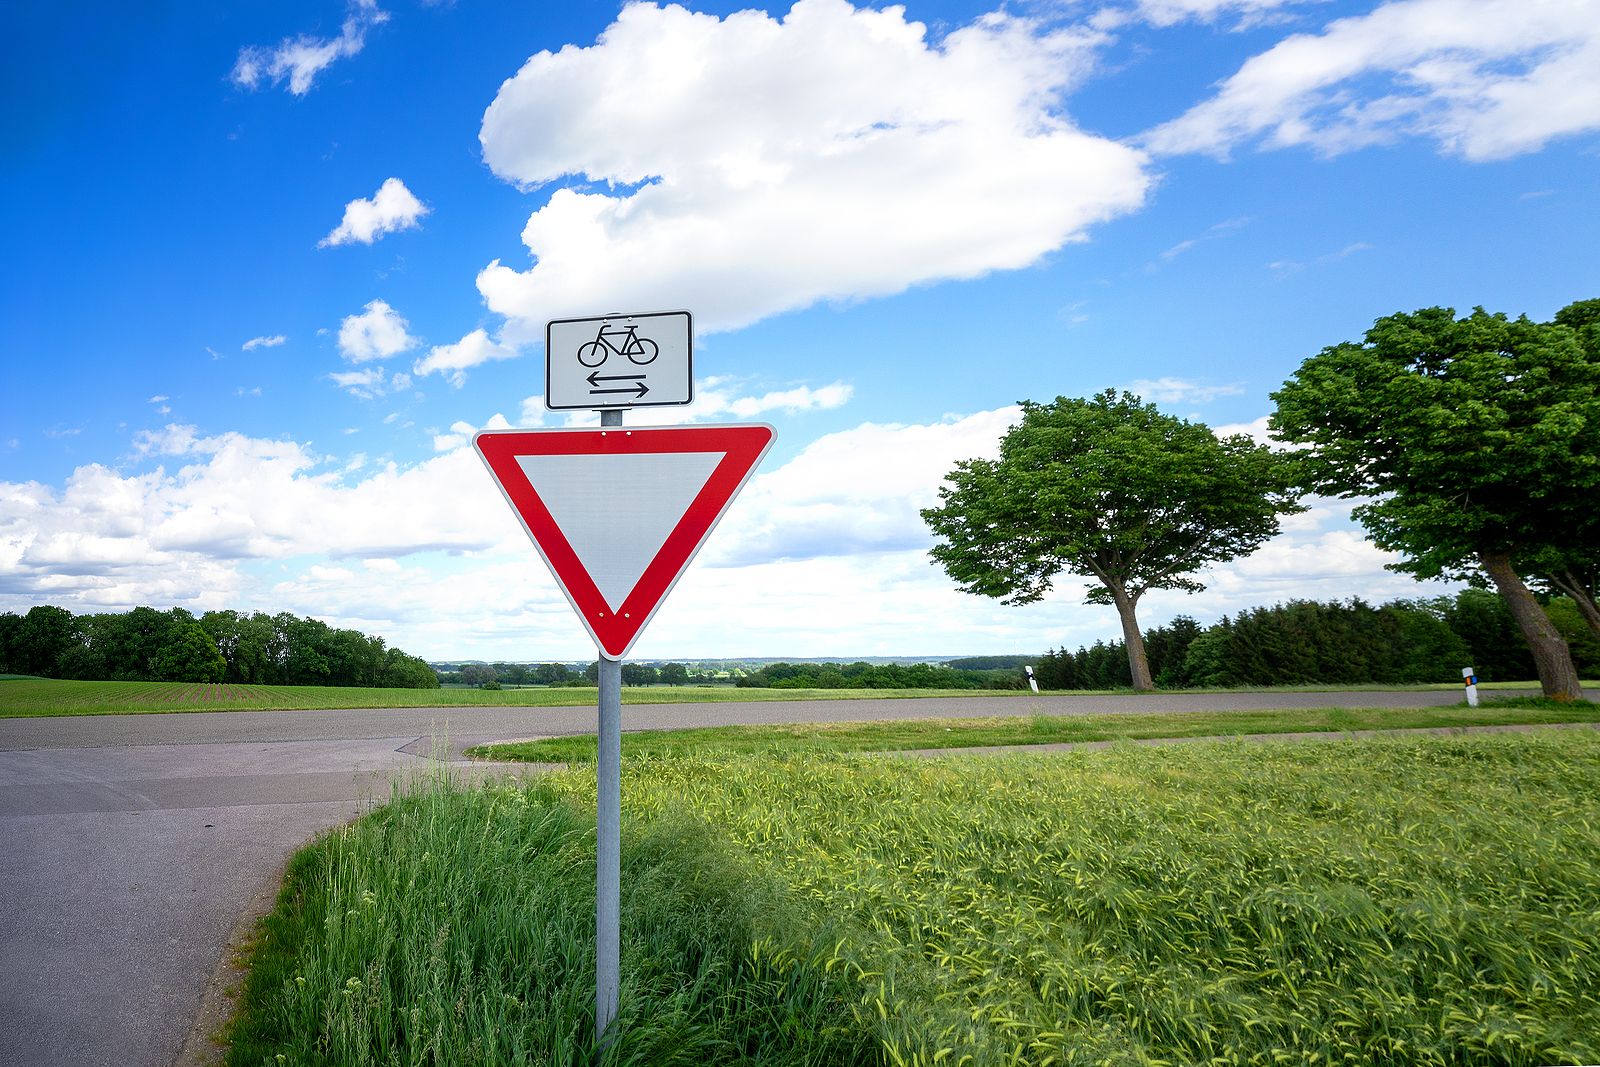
232 734 1600 1066
226 770 877 1066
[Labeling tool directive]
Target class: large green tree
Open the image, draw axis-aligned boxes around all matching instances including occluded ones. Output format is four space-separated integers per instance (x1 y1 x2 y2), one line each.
1270 302 1600 700
153 622 227 683
922 391 1302 690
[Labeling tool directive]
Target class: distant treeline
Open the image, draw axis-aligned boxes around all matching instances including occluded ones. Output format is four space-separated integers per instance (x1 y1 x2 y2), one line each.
1038 591 1600 690
435 662 699 687
736 661 1018 690
0 606 438 688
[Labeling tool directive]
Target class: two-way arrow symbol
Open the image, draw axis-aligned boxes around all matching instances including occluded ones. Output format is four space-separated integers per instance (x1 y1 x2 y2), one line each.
586 371 650 399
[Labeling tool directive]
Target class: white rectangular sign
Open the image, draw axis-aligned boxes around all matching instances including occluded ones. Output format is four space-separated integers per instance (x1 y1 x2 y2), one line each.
545 310 692 411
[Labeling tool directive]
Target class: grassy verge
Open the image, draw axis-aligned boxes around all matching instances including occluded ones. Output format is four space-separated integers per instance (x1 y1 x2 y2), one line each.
471 698 1600 762
232 733 1600 1065
226 772 881 1066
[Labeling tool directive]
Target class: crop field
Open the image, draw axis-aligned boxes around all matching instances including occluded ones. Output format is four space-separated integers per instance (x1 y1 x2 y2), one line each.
473 698 1600 761
230 732 1600 1066
0 677 1008 717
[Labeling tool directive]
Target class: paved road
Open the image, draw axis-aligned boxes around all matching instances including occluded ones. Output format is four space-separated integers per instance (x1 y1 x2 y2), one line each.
0 687 1565 1067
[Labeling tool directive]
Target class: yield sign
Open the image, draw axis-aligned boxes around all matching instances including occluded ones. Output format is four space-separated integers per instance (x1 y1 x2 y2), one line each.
475 424 774 659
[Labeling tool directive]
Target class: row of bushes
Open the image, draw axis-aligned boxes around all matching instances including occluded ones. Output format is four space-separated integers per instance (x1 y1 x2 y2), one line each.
735 661 1015 690
0 605 438 688
436 661 699 687
1037 591 1600 690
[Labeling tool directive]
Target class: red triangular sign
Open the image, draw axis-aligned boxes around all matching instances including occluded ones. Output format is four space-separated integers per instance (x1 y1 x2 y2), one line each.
475 424 774 660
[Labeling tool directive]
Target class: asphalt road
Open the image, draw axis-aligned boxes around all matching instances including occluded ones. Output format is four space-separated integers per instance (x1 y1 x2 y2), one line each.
0 687 1555 1067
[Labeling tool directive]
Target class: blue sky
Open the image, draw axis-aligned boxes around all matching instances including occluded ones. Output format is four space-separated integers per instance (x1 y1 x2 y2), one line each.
2 0 1596 660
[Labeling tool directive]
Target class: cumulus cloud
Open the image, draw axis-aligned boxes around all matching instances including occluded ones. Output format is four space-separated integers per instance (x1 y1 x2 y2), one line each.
242 334 287 351
431 413 511 452
231 0 389 96
475 0 1151 342
319 177 429 247
412 329 519 387
1145 0 1600 161
338 299 419 363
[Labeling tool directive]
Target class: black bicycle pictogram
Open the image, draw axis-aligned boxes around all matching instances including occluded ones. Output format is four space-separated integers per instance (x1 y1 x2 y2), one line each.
576 324 659 368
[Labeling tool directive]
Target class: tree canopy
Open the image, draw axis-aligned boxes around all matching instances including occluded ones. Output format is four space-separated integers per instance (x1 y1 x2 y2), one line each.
0 605 438 689
1270 301 1600 699
922 390 1302 690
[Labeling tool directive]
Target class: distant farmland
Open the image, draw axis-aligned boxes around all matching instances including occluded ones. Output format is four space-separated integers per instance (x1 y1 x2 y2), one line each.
0 677 1020 717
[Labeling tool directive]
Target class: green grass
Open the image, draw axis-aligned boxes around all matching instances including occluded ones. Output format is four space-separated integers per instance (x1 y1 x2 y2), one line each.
232 733 1600 1066
472 698 1600 761
226 771 879 1067
0 677 1008 717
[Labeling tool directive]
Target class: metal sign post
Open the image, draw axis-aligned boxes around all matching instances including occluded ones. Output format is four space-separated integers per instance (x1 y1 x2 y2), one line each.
595 407 623 1046
475 309 775 1054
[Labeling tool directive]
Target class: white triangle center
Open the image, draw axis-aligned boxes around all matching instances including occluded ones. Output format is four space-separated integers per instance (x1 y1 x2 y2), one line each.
517 450 724 611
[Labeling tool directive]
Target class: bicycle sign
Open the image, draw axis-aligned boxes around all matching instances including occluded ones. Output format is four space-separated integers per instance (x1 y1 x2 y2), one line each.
578 324 657 367
546 311 692 411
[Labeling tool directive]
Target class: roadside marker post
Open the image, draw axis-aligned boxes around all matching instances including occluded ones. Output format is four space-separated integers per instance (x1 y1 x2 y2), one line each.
1463 666 1479 707
475 327 773 1046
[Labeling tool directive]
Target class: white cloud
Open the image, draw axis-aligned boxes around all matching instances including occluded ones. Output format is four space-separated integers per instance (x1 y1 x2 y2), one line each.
337 299 419 363
1152 216 1250 266
412 329 519 387
242 334 287 351
1145 0 1600 161
1267 240 1372 276
430 413 511 453
1107 0 1318 30
328 367 412 399
475 0 1151 342
1212 415 1275 446
319 178 429 248
710 407 1021 565
1124 377 1245 405
518 377 855 427
231 0 389 96
147 395 169 404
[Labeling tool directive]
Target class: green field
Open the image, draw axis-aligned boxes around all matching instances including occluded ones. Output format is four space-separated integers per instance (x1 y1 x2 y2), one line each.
473 699 1600 761
0 677 1009 717
229 732 1600 1066
0 675 1579 718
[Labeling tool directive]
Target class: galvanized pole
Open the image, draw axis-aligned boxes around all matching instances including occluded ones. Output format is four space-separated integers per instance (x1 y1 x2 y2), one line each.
595 407 623 1049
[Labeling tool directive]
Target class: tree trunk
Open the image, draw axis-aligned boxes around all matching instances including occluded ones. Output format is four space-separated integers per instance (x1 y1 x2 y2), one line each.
1480 550 1584 701
1108 584 1155 692
1547 569 1600 637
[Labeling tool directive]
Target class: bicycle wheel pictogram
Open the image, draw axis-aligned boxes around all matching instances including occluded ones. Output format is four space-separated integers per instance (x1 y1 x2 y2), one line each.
577 341 609 367
627 337 659 365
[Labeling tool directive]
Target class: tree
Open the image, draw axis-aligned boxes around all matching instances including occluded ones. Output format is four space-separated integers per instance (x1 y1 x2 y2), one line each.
154 623 226 682
922 391 1302 690
620 663 658 686
459 663 496 687
1270 303 1600 700
532 662 575 685
658 662 689 685
11 606 80 677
